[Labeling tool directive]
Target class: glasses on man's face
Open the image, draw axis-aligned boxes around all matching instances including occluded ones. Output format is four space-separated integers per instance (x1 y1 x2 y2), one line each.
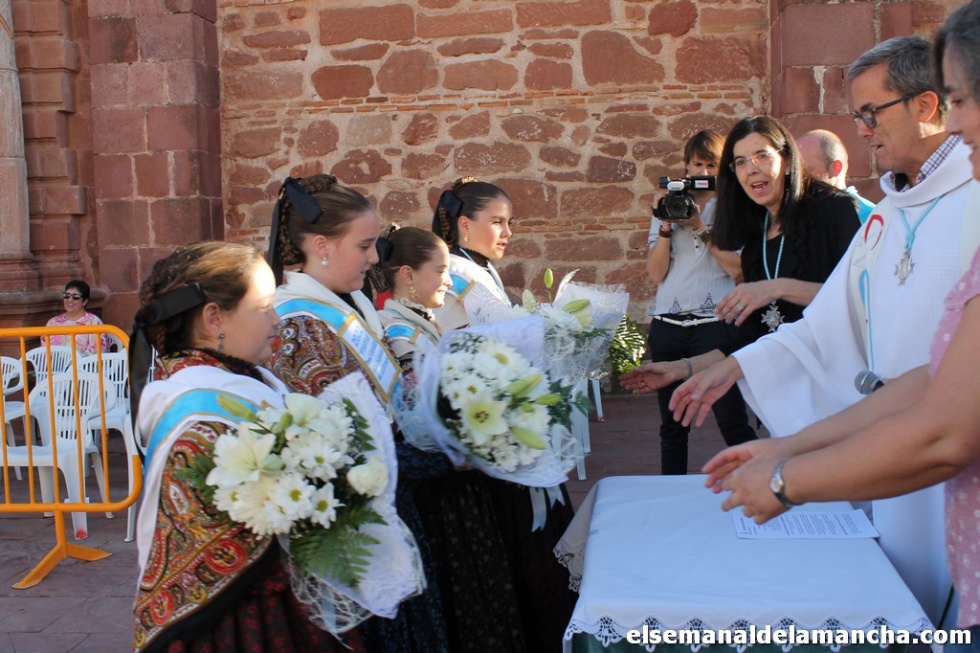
851 94 915 129
62 293 82 301
729 149 781 173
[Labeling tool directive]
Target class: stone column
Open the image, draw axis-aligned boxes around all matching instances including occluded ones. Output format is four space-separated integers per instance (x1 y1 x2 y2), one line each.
0 0 38 292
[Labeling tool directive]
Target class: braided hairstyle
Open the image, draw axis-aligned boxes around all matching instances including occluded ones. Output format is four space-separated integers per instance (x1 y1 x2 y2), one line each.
138 242 264 356
273 174 374 267
372 226 449 293
431 176 510 248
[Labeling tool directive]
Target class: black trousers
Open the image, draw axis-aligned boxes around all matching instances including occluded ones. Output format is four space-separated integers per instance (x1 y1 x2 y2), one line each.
647 318 757 475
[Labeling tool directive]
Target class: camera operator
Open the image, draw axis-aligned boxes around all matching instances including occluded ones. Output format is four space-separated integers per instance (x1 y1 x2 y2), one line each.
644 130 756 475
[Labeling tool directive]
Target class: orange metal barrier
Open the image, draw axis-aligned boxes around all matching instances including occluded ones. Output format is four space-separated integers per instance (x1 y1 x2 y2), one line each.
0 324 142 588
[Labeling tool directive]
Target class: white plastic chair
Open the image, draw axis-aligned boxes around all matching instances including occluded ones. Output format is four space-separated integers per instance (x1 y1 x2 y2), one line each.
105 332 126 353
80 352 140 540
25 345 74 386
1 356 27 480
1 372 109 540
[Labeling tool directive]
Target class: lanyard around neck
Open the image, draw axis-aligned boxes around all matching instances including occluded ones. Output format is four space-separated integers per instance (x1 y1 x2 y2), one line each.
762 212 785 281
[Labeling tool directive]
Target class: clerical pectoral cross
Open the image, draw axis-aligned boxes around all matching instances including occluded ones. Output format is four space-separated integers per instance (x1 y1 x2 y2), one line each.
895 249 914 285
761 301 784 332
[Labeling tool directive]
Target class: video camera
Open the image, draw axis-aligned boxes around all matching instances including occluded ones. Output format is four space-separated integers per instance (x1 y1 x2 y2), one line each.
653 175 716 221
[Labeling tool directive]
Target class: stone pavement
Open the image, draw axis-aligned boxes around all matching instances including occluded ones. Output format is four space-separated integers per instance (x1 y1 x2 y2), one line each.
0 391 747 652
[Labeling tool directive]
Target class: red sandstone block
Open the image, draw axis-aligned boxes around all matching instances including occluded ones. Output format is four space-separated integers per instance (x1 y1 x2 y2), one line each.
319 5 414 46
134 153 171 198
780 3 874 66
243 29 311 49
90 64 129 108
126 62 169 107
89 17 138 65
43 186 87 216
147 105 204 151
583 31 664 86
822 67 847 115
517 0 610 27
87 0 130 19
675 36 766 84
312 65 375 100
98 246 140 292
377 50 438 95
139 13 206 61
18 37 80 71
225 70 304 101
92 107 146 154
29 217 75 248
779 67 819 115
21 109 63 141
166 61 219 107
444 60 518 91
164 0 218 22
150 197 210 245
34 148 76 179
881 3 913 41
526 58 573 91
96 200 150 247
544 234 624 261
174 150 220 197
701 6 767 33
18 0 66 33
93 155 134 200
417 10 512 38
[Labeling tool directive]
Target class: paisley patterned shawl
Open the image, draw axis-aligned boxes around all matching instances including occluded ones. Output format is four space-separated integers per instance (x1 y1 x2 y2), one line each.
133 350 281 652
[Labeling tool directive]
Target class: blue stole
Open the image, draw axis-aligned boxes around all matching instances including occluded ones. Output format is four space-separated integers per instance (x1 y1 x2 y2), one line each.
144 389 257 472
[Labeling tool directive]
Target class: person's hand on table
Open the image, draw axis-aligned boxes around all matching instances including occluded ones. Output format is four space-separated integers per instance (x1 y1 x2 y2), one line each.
619 361 687 393
669 356 742 427
716 281 772 327
701 439 775 493
718 454 789 523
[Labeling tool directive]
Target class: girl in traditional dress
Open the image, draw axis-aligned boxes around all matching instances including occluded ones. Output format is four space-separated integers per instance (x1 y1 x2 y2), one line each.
376 227 451 372
431 177 578 653
430 177 514 331
374 225 529 652
130 242 362 653
267 175 452 652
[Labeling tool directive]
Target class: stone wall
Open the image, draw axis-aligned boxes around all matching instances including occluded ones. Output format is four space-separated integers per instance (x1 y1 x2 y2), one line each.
217 0 955 320
0 0 962 329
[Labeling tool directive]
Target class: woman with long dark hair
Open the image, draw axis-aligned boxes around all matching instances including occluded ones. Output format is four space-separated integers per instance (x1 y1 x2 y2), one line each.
621 117 859 395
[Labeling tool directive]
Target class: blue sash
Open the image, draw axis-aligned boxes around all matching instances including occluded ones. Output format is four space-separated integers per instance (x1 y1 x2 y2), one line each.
144 389 257 471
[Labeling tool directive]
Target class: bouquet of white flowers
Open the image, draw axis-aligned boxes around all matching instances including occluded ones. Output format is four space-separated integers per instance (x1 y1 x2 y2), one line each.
520 270 630 385
179 373 424 635
393 317 582 487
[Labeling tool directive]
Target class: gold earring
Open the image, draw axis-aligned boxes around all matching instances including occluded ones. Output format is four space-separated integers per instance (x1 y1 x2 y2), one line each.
464 231 469 244
409 284 420 301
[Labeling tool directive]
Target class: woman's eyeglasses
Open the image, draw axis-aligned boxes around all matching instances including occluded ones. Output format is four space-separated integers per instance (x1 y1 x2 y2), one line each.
62 293 83 300
729 150 781 173
851 94 915 129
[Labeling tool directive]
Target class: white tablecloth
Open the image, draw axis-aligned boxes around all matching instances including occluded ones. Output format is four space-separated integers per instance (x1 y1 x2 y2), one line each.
557 475 933 651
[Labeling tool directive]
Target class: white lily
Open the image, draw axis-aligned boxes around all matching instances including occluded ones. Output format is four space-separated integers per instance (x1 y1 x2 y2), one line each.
206 425 280 489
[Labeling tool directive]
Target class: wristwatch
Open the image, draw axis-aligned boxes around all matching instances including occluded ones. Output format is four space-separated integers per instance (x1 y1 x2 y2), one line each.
769 458 798 508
